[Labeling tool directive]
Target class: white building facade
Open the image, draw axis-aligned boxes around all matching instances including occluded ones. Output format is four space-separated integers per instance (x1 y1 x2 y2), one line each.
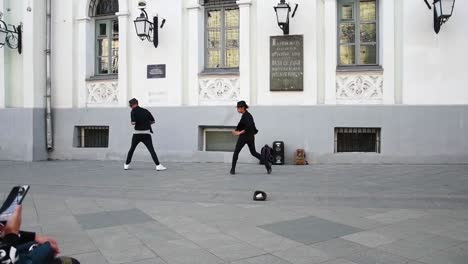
0 0 467 163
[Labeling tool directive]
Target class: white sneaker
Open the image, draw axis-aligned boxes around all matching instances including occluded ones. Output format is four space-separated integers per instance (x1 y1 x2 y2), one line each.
124 164 130 170
156 164 167 171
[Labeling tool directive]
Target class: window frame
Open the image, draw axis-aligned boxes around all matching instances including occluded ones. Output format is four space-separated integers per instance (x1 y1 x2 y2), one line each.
74 126 110 148
337 0 380 69
203 127 237 152
204 4 240 73
94 16 119 76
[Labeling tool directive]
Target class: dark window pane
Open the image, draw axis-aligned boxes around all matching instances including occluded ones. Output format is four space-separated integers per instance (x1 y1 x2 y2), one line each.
360 0 376 21
360 23 376 42
341 4 354 20
340 45 355 65
360 44 377 64
113 20 119 35
340 23 355 44
99 23 107 36
96 0 119 16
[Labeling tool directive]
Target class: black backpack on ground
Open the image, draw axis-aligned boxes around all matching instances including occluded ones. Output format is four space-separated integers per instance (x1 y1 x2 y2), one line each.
260 145 274 165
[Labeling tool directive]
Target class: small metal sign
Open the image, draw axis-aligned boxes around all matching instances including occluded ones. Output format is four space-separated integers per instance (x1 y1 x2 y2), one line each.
270 35 304 91
147 64 166 79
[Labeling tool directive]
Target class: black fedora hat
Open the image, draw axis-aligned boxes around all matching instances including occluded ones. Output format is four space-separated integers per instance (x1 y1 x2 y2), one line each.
253 190 267 201
236 101 249 109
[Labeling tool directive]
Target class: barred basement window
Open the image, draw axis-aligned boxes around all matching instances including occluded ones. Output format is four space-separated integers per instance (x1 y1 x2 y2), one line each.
335 127 381 153
203 128 237 152
75 126 109 148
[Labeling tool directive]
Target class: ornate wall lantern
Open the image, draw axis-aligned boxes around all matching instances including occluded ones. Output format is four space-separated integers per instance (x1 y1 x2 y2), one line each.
0 12 22 54
273 0 298 35
133 1 166 48
424 0 456 34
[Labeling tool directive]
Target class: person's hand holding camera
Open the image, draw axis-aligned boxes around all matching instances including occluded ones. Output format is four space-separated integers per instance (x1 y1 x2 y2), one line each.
1 205 22 235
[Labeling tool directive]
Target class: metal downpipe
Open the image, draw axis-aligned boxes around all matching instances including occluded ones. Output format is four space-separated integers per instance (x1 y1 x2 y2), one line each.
46 0 53 151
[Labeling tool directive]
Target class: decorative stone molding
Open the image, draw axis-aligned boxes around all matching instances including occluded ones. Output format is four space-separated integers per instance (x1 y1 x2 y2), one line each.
86 80 119 105
336 72 383 104
199 76 240 105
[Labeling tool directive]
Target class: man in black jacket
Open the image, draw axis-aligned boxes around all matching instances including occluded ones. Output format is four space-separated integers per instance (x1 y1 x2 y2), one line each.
124 98 167 171
0 206 79 264
230 101 272 175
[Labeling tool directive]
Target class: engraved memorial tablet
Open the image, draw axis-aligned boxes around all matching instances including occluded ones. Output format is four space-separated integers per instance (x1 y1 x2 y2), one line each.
270 35 304 91
147 64 166 79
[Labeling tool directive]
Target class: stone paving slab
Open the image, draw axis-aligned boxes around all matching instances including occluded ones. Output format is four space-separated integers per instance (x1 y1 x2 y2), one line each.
259 216 362 245
0 161 467 264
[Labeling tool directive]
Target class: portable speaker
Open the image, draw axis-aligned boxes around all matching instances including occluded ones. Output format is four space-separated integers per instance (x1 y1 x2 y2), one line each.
272 141 284 165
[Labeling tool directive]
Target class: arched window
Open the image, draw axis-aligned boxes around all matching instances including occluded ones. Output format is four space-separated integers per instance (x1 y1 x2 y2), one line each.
89 0 119 17
90 0 119 75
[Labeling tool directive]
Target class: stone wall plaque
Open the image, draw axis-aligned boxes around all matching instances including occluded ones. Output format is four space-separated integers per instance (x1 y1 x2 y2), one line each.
270 35 304 91
147 64 166 79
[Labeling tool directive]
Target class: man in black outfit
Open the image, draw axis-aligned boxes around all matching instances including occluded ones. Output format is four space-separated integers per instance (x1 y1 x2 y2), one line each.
124 98 167 171
231 101 272 175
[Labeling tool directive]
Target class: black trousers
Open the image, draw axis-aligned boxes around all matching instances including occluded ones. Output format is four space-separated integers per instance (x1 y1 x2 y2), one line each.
231 135 268 170
125 134 160 165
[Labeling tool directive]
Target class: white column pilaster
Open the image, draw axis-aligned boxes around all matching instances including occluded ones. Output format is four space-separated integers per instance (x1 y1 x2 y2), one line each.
186 1 202 106
381 0 395 104
317 0 326 104
76 16 91 108
117 5 129 107
0 2 5 108
22 0 35 108
21 0 46 109
237 0 251 104
394 0 403 104
324 0 337 105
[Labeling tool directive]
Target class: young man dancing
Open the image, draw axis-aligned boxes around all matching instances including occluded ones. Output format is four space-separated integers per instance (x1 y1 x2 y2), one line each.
124 98 167 171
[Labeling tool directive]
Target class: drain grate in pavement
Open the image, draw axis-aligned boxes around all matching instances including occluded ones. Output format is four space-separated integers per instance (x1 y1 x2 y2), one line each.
259 216 362 244
75 208 154 230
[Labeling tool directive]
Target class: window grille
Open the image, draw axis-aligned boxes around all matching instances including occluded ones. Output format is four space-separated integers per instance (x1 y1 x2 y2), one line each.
76 126 109 148
335 127 381 153
201 0 237 7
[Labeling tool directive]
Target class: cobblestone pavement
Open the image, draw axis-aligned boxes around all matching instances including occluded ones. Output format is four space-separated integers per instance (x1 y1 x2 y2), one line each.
0 161 467 264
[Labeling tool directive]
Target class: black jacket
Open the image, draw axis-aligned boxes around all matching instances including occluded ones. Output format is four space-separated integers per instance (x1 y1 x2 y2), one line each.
235 111 258 137
0 231 36 264
130 107 155 132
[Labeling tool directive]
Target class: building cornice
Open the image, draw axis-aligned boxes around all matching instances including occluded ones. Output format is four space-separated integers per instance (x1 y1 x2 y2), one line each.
237 0 252 6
